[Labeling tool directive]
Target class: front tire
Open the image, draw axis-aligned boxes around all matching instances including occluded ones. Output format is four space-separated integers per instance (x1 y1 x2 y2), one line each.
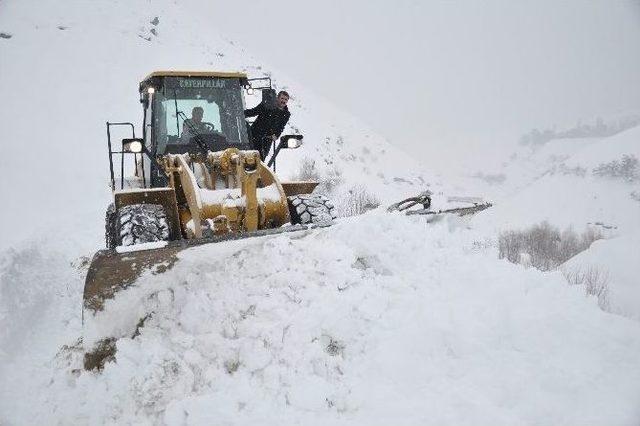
105 203 117 249
287 194 336 225
116 204 170 247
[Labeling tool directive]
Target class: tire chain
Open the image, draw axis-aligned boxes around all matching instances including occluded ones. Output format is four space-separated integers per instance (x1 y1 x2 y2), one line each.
288 194 336 224
117 204 169 246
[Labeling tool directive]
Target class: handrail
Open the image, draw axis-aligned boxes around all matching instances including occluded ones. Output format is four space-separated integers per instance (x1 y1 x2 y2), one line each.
106 122 136 191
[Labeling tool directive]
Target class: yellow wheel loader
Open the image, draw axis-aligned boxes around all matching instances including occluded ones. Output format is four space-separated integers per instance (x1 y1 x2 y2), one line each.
84 71 336 317
82 71 492 370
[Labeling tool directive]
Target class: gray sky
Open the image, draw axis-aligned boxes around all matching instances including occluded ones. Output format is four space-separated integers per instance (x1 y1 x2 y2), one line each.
197 0 640 168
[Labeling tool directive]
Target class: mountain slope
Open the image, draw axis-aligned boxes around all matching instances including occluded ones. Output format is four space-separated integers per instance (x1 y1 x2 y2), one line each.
0 0 434 253
470 125 640 318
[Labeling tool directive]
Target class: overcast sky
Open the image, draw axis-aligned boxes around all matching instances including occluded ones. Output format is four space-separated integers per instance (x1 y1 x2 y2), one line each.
198 0 640 167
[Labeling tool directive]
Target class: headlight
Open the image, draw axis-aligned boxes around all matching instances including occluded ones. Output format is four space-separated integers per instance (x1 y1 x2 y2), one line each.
287 139 302 149
129 140 143 153
147 87 155 94
246 87 254 95
123 139 143 153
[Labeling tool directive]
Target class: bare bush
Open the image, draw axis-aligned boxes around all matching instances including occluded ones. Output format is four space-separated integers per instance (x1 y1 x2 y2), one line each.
292 158 344 196
293 157 321 181
593 154 639 182
500 223 609 312
337 185 380 217
562 266 610 311
498 222 603 271
317 167 344 195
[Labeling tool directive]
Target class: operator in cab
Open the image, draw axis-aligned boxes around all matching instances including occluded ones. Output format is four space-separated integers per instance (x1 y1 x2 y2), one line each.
180 106 209 143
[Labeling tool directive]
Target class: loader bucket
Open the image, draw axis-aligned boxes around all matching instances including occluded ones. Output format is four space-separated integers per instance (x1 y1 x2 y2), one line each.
83 223 327 315
83 244 181 313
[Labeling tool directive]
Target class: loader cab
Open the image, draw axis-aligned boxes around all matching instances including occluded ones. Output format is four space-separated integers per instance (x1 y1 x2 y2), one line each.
136 73 250 186
105 71 297 191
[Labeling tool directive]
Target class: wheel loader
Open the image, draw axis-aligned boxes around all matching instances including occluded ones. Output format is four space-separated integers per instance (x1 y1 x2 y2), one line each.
82 70 492 370
84 71 336 317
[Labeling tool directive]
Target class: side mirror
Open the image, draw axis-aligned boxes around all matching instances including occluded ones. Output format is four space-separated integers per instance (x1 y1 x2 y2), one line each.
280 134 303 149
244 83 255 96
266 135 303 170
122 138 144 153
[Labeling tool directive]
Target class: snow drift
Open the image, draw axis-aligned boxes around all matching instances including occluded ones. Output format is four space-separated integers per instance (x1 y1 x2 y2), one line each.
5 213 640 425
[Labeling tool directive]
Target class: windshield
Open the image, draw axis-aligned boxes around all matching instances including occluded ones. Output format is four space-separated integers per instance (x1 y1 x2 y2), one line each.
153 77 250 154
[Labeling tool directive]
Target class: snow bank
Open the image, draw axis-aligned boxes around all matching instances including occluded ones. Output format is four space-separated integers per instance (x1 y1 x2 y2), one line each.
4 213 640 425
563 230 640 320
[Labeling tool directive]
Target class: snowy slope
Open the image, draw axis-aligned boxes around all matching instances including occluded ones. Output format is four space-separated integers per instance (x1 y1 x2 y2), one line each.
469 125 640 318
0 0 436 253
431 123 640 232
1 1 640 425
563 231 640 320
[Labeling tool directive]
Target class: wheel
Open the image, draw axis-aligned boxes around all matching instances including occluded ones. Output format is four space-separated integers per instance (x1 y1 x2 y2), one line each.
105 203 117 249
115 204 170 247
287 194 337 225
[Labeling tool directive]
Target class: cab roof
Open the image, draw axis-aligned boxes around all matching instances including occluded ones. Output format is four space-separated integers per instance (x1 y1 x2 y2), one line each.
142 70 248 81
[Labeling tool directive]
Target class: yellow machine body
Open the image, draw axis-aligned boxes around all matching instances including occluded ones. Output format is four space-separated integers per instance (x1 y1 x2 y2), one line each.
162 148 291 238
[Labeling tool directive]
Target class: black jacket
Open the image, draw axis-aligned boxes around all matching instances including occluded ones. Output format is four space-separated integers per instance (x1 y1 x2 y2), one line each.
244 103 291 141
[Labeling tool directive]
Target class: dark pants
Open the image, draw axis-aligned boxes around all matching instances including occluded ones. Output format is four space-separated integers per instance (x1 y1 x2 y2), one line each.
251 134 272 161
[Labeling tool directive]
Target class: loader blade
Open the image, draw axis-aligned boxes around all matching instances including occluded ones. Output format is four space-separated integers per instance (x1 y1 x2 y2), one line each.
83 223 327 315
83 244 181 313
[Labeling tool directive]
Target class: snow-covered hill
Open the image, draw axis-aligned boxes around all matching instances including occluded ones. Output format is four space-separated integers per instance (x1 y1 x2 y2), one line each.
471 125 640 230
467 125 640 318
1 1 640 425
0 0 435 253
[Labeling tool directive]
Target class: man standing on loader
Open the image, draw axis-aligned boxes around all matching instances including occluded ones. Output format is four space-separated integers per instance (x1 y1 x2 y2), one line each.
244 90 291 160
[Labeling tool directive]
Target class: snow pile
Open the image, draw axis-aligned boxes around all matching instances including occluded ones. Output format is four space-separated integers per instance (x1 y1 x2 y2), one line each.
562 230 640 320
4 212 640 425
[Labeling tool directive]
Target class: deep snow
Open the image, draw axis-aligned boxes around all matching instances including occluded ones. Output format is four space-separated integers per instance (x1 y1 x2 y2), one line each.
4 213 640 425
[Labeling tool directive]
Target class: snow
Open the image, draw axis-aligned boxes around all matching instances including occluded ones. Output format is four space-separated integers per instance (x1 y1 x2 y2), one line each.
564 127 640 170
563 231 640 320
1 0 640 425
200 187 243 206
257 183 284 203
115 241 168 253
7 213 640 425
197 184 281 206
115 187 174 194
